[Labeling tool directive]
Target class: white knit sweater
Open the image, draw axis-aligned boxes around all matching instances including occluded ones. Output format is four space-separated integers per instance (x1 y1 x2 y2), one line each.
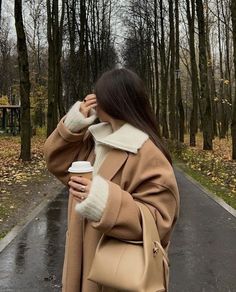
64 101 149 222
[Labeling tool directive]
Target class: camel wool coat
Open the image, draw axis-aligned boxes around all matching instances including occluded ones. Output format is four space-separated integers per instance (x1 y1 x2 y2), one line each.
44 118 180 292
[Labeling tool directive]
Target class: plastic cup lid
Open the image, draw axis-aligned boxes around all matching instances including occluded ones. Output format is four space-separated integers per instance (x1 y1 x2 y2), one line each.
68 161 94 173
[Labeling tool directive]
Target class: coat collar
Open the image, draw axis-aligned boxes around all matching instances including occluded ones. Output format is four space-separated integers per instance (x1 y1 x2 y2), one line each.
88 122 149 154
98 149 129 180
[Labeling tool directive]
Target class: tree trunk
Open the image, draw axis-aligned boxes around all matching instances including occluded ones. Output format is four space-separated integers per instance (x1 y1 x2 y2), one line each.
46 0 65 137
168 0 176 140
14 0 31 161
85 9 91 91
216 0 226 139
160 0 169 138
93 0 98 80
231 0 236 159
47 0 57 136
66 0 78 107
78 0 86 100
0 0 2 28
221 0 232 137
153 0 160 133
56 0 65 118
175 0 184 142
186 0 199 146
205 0 217 138
196 0 213 150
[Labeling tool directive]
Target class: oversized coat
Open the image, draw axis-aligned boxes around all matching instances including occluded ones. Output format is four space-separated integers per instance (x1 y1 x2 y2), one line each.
44 118 180 292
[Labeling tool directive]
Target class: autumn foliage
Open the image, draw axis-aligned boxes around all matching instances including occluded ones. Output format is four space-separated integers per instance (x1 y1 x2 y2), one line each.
168 134 236 208
0 135 46 186
0 134 47 237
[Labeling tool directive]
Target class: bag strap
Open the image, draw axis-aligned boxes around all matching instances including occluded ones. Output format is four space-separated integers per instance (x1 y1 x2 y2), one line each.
136 202 169 263
112 202 169 263
153 240 170 266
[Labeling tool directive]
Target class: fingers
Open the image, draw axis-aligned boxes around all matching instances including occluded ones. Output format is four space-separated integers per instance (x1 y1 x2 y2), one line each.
69 187 87 201
70 176 91 185
80 95 97 117
86 104 97 113
84 98 97 106
84 102 97 112
68 176 91 202
69 181 87 192
84 94 96 102
83 95 97 107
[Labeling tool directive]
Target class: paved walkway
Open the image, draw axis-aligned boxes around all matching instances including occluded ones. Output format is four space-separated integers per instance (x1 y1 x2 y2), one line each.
0 169 235 292
169 170 236 292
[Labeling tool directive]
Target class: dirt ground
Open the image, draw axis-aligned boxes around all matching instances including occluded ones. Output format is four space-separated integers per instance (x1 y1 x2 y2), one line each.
0 135 65 239
0 170 64 238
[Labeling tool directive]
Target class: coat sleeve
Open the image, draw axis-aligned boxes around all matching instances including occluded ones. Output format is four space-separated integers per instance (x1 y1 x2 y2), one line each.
44 118 94 185
91 145 179 246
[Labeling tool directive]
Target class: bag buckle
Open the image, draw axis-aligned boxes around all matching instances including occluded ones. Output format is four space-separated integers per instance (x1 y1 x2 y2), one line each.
153 241 159 257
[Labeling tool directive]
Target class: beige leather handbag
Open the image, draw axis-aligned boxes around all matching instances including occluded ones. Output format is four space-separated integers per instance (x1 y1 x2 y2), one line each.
88 202 170 292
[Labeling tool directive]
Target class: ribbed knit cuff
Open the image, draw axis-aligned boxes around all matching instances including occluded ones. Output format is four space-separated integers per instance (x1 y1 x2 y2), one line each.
75 175 109 222
64 101 97 132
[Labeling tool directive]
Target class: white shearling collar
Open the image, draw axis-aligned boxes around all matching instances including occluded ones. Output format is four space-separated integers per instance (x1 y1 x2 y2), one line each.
88 122 149 154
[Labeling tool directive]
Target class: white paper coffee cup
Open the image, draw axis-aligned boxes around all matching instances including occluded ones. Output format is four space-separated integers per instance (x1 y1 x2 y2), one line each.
68 161 93 179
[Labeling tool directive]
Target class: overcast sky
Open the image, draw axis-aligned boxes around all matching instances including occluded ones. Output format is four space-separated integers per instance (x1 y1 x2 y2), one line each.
2 0 126 44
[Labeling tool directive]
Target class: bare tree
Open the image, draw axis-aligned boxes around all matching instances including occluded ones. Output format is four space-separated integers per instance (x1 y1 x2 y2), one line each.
0 0 2 28
8 0 236 157
159 0 169 138
14 0 31 160
196 0 213 150
231 0 236 159
0 19 16 97
25 0 47 129
175 0 184 142
78 0 86 100
65 0 78 106
186 0 199 146
204 0 217 137
168 0 176 140
25 0 46 84
216 0 226 138
46 0 65 136
153 0 160 131
63 0 117 109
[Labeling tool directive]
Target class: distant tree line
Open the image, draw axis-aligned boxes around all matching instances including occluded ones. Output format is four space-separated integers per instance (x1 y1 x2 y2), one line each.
122 0 236 159
1 0 117 160
0 0 236 160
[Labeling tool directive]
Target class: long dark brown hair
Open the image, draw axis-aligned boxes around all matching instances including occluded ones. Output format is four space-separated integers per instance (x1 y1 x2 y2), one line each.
94 68 172 164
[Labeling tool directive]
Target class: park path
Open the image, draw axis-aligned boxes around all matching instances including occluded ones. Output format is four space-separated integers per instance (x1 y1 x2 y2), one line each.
0 168 235 292
169 169 236 292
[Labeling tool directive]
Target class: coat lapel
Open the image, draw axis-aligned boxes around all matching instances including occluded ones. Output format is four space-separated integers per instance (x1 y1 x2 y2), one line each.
98 149 128 180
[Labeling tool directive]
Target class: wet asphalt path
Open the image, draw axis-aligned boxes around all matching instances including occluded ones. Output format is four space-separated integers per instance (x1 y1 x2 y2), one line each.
0 169 236 291
0 189 67 292
169 170 236 292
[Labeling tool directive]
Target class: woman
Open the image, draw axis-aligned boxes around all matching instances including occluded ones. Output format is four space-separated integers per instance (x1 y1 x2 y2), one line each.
44 68 180 292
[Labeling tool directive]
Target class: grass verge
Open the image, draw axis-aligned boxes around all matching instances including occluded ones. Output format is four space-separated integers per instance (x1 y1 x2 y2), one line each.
174 159 236 209
167 136 236 210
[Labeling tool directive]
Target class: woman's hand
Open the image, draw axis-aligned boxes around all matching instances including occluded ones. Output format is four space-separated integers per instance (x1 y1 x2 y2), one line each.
80 94 97 118
68 176 92 202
